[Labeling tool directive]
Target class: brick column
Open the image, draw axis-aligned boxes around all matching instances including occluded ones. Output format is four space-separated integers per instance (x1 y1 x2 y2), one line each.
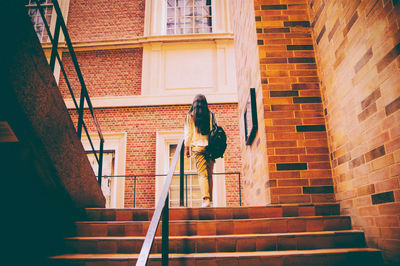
254 0 334 204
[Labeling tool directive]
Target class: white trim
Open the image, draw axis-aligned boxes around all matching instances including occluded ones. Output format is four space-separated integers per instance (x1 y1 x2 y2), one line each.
64 93 238 109
41 33 234 52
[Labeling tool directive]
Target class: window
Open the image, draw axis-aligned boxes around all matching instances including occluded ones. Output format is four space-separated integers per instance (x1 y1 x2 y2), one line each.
25 0 53 42
168 144 202 207
166 0 212 35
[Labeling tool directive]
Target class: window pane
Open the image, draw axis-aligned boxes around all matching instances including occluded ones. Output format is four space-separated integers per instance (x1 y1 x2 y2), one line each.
167 0 175 7
194 7 203 16
183 28 192 34
203 6 211 16
183 17 192 27
167 18 175 28
194 17 206 27
177 0 185 7
184 7 193 16
169 144 177 156
167 7 174 17
199 27 212 33
29 8 37 16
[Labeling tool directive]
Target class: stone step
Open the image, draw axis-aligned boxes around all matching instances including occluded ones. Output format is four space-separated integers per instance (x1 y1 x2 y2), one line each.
64 230 365 254
84 203 340 221
49 248 383 265
75 215 351 237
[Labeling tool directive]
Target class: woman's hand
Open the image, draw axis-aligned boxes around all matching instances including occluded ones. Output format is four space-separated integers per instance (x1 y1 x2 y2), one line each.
185 146 190 158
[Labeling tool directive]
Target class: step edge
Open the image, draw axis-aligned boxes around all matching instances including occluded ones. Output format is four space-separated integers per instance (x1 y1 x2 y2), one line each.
85 203 340 211
49 248 381 260
65 230 365 240
75 215 351 223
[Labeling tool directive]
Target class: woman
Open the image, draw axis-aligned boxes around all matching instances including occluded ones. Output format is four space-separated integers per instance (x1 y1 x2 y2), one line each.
184 94 215 207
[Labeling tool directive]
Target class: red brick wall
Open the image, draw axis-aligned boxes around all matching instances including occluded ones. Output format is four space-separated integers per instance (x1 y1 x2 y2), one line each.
59 48 143 98
308 0 400 263
66 0 145 42
69 104 242 208
254 0 334 204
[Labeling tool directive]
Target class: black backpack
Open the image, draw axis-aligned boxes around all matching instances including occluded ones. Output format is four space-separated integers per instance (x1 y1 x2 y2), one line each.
207 112 227 160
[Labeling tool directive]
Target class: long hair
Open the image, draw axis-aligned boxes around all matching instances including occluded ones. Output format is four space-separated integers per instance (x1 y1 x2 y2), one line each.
189 94 210 135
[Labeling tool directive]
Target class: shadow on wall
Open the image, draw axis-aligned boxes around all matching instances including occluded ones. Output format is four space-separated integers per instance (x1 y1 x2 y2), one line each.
0 1 105 264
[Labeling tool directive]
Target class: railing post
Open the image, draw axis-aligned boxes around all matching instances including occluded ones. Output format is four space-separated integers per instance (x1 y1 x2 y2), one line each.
179 142 184 207
50 16 61 72
238 173 241 206
185 174 188 207
134 175 137 208
162 195 169 266
76 88 85 139
97 139 104 186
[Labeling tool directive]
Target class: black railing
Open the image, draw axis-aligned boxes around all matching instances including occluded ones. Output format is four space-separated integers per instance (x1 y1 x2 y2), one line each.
32 0 104 185
102 172 242 208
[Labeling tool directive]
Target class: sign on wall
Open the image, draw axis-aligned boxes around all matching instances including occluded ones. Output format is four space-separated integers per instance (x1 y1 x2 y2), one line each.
244 88 258 145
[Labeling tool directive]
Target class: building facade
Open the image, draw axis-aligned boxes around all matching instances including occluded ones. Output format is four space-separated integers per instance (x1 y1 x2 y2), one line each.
30 0 243 209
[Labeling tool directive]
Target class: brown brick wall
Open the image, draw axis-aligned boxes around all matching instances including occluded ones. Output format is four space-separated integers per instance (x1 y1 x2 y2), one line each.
230 0 270 205
254 0 334 204
69 104 242 208
66 0 145 42
308 0 400 263
59 48 143 98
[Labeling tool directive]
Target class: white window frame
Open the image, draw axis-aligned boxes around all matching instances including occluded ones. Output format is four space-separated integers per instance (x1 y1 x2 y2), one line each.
165 0 214 35
145 0 232 36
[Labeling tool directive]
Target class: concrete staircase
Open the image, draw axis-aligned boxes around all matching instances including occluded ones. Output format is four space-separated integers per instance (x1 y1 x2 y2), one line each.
49 204 383 265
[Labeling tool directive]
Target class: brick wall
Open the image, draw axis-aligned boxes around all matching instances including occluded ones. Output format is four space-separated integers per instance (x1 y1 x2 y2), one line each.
308 0 400 263
69 104 242 208
254 0 334 204
66 0 145 42
59 48 143 98
229 0 270 206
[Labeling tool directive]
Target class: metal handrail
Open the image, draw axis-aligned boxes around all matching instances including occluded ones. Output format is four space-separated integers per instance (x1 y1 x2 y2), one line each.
33 0 104 185
101 172 242 208
136 136 185 265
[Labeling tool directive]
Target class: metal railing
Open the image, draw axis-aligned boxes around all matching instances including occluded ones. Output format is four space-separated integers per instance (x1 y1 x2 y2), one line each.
134 137 242 265
102 172 242 208
32 0 104 185
136 137 185 265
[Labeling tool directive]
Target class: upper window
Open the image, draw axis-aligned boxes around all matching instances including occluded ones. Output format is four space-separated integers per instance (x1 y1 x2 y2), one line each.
166 0 212 35
25 0 53 42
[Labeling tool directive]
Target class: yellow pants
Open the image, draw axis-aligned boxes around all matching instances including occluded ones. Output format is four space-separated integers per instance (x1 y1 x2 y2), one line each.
191 146 214 201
